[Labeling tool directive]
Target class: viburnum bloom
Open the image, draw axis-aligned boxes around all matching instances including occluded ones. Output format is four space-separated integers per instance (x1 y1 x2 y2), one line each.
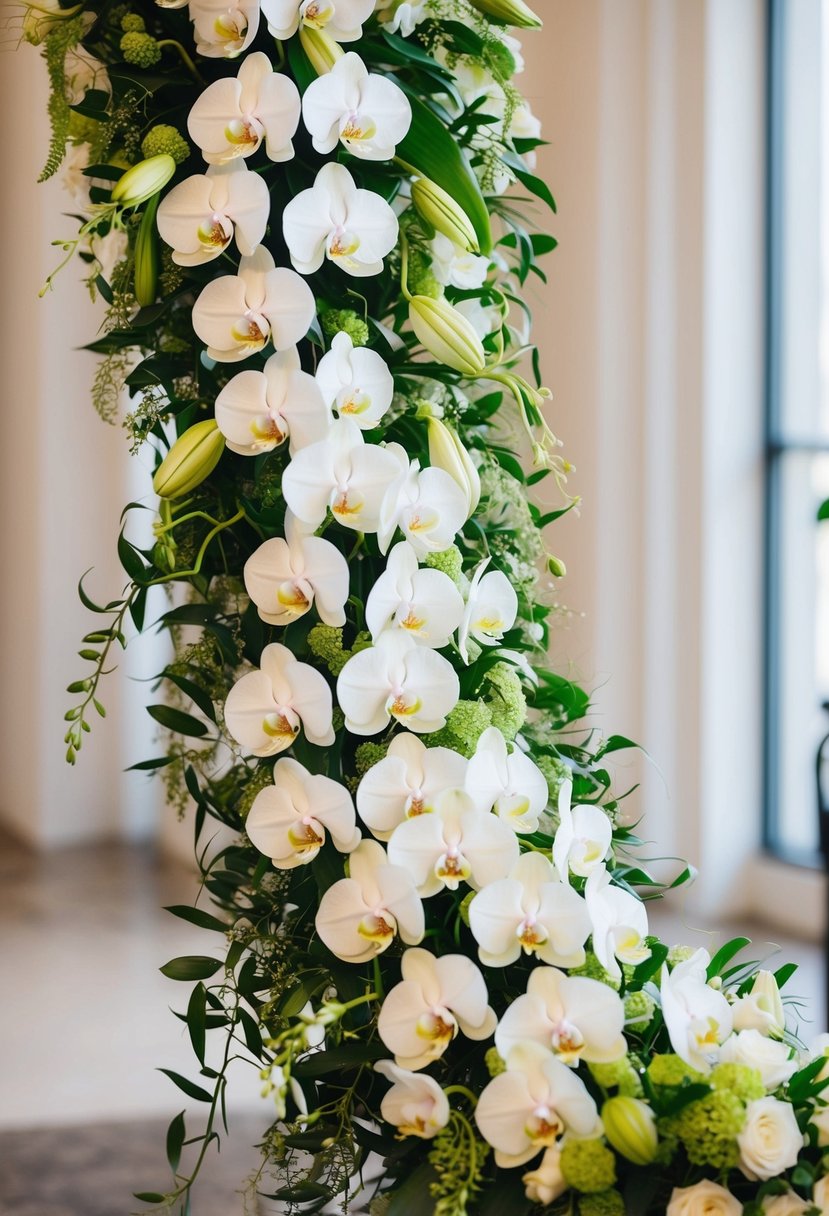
659 948 733 1073
495 967 627 1066
261 0 374 41
356 733 467 841
245 757 359 868
464 725 549 834
315 331 394 429
243 516 349 627
377 947 497 1070
282 162 399 277
458 557 518 663
552 778 613 880
315 839 424 962
224 642 335 755
301 52 412 160
468 851 590 968
387 787 519 896
189 0 260 57
192 246 315 363
374 1060 449 1139
336 630 460 736
365 541 465 648
187 52 301 163
475 1041 601 1168
214 349 330 457
585 863 651 980
281 418 400 533
157 162 270 266
379 448 469 557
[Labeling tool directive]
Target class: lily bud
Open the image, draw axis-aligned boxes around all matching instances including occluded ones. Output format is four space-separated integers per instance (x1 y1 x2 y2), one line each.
409 296 487 376
111 154 176 209
428 417 481 515
467 0 542 27
601 1096 659 1166
734 970 786 1038
411 177 480 254
153 420 225 499
299 26 343 74
547 555 567 578
133 195 159 306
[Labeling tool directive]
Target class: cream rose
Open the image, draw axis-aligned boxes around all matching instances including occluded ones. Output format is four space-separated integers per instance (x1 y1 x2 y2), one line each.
738 1097 804 1181
762 1190 810 1214
523 1147 567 1206
810 1105 829 1149
813 1176 829 1212
720 1029 797 1090
667 1178 742 1215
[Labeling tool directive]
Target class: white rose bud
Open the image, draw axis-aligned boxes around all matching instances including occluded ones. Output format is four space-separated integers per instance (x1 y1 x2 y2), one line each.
667 1179 742 1215
762 1190 810 1214
720 1029 797 1090
522 1146 567 1206
737 1096 804 1182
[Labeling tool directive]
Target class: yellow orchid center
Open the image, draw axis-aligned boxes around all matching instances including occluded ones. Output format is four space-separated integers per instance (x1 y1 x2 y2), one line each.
332 488 363 519
197 216 231 251
473 613 504 633
213 10 246 43
526 1109 563 1148
388 692 422 719
435 851 471 889
339 389 371 416
277 581 311 611
300 0 334 29
225 118 260 149
517 917 549 954
549 1019 585 1064
250 414 286 446
416 1009 456 1047
262 712 299 741
231 314 268 350
287 820 324 857
357 912 396 950
341 113 377 142
399 608 426 633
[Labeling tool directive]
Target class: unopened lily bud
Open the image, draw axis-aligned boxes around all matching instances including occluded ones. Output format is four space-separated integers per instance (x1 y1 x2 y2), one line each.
153 420 225 499
428 417 481 514
734 970 786 1038
299 25 343 74
411 177 480 254
602 1096 659 1166
468 0 542 28
409 296 487 376
111 154 175 209
134 195 159 306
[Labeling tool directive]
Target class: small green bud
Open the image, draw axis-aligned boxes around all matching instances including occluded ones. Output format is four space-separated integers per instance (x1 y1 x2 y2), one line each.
408 295 487 376
111 154 175 208
320 308 369 347
153 420 225 499
547 554 567 577
411 177 480 253
484 1046 505 1077
120 30 162 67
467 0 542 28
141 124 190 166
602 1096 659 1166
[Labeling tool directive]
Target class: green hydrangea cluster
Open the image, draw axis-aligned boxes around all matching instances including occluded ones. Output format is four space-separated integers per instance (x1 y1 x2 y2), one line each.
646 1054 704 1088
710 1062 764 1104
624 990 656 1033
533 750 570 802
425 546 464 585
663 1089 745 1169
142 124 190 164
407 247 442 298
307 625 351 677
120 30 161 66
320 309 369 347
589 1058 643 1097
560 1139 617 1194
578 1190 626 1216
354 742 389 779
483 663 527 739
666 945 697 967
479 463 543 587
569 951 621 990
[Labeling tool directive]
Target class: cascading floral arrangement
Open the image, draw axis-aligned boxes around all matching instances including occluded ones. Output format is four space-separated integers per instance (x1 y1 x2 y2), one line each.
18 0 829 1211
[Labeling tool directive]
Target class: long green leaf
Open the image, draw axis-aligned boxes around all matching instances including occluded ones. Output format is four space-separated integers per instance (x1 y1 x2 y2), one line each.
147 704 210 738
160 955 222 981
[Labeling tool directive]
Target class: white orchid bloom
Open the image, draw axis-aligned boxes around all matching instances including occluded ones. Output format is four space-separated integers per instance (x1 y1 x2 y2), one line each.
281 418 400 533
187 51 301 164
302 52 412 160
458 557 518 663
215 349 330 457
375 0 428 36
464 725 548 834
468 851 590 969
377 947 497 1071
375 1060 449 1139
282 162 399 277
552 779 612 880
475 1041 601 1168
585 864 651 981
224 641 335 755
356 733 467 841
315 839 424 962
192 246 315 363
429 232 490 290
190 0 260 57
388 787 519 896
456 295 501 339
261 0 374 41
315 331 394 428
496 967 627 1067
379 448 469 557
157 162 270 267
660 948 733 1073
245 756 359 868
366 541 465 648
244 517 349 627
337 630 460 736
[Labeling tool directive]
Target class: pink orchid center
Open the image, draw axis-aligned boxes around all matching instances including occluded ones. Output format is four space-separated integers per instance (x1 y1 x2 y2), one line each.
300 0 334 29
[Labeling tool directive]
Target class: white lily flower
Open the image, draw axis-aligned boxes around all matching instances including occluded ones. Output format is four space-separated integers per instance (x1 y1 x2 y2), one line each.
337 630 460 736
496 967 627 1067
224 641 335 755
315 331 394 428
475 1041 601 1169
261 0 374 40
356 733 467 841
456 296 502 339
187 52 301 164
468 851 590 969
302 52 412 160
366 541 464 647
190 0 260 57
458 557 518 663
387 787 519 896
215 349 331 456
379 448 469 557
585 864 651 981
377 947 497 1070
244 516 349 627
375 0 428 36
464 726 548 834
660 948 733 1073
375 1060 449 1139
245 756 359 868
552 779 612 880
282 162 399 277
429 233 490 290
281 418 400 532
157 162 270 266
192 245 316 363
315 839 424 962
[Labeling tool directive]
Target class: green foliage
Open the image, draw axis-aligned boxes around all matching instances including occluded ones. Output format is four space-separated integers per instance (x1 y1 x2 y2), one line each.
39 16 84 182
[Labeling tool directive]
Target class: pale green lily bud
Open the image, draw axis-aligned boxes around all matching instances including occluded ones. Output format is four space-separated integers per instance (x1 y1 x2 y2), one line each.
111 155 176 209
133 195 159 306
428 417 481 514
547 555 567 578
153 420 225 499
299 25 343 74
601 1096 659 1166
468 0 542 27
736 970 786 1038
411 177 480 254
409 296 487 376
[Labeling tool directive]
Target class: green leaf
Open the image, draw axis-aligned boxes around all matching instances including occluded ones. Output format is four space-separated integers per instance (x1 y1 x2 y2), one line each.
117 530 148 583
157 1068 213 1103
187 983 207 1065
147 704 210 738
280 973 328 1018
818 498 829 522
631 941 668 987
160 955 222 981
127 756 177 772
293 1042 388 1079
165 904 228 933
385 1164 441 1216
133 1193 166 1204
163 672 217 723
165 1111 186 1174
706 937 751 980
774 961 798 989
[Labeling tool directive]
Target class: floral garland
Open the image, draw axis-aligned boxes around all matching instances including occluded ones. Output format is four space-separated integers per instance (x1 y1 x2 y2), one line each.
20 0 829 1212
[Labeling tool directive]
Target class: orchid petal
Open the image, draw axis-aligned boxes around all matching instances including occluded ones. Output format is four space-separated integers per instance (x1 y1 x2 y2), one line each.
356 734 467 840
315 331 393 428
